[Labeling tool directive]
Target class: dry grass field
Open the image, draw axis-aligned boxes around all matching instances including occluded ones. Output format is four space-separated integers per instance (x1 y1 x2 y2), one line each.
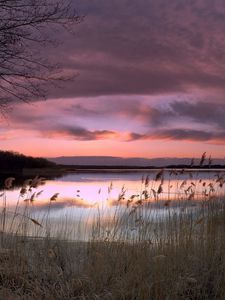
0 168 225 299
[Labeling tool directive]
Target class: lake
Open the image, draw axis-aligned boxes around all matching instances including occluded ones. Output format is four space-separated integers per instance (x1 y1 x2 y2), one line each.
1 169 225 240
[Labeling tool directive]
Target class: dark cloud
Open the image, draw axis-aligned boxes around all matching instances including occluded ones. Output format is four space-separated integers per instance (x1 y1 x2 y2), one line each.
129 129 225 144
170 101 225 129
44 0 225 98
11 98 225 131
43 126 118 141
6 97 225 145
137 100 225 130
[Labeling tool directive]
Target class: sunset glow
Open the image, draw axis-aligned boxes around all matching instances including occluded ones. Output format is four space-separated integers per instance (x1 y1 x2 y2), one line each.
1 0 225 159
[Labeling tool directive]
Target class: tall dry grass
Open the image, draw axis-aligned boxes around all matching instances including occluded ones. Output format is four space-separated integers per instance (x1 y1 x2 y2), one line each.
0 166 225 299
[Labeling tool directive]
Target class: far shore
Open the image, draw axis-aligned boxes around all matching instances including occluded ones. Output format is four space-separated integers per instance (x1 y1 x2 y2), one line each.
62 167 225 173
0 165 225 177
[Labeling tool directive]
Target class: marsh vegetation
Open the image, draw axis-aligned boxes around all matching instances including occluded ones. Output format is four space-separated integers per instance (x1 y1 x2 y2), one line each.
0 159 225 299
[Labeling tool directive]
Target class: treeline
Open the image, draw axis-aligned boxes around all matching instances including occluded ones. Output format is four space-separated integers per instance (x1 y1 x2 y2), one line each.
0 151 56 171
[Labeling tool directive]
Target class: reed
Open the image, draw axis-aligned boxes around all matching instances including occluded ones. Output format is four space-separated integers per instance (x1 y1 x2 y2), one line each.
0 164 224 299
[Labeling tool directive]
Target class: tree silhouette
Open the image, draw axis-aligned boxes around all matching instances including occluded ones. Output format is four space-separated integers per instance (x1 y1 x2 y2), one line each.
0 150 56 170
0 0 82 112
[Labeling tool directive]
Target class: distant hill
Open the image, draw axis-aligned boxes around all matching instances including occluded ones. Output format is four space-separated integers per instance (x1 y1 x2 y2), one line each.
48 156 225 167
0 151 56 171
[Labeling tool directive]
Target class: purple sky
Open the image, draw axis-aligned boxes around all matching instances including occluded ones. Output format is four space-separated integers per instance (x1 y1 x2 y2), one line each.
1 0 225 158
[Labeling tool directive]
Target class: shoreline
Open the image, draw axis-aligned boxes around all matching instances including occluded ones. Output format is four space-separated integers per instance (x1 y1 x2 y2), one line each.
0 165 225 177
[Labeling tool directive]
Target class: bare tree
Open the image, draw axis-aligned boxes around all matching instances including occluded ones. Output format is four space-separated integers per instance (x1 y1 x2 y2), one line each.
0 0 82 112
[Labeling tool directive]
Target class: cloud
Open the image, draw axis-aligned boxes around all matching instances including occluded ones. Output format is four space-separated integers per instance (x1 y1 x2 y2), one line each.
128 129 225 144
10 97 225 129
129 100 225 130
42 0 225 99
2 1 225 157
43 126 119 141
3 96 225 145
170 101 225 129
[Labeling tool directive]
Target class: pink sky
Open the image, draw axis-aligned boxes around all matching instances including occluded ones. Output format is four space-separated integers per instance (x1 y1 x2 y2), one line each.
1 0 225 159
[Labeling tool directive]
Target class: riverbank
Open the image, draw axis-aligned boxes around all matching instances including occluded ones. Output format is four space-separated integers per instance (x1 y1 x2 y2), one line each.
0 195 224 299
0 167 224 299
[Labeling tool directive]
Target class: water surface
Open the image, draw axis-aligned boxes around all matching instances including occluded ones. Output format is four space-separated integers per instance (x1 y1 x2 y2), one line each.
1 169 225 240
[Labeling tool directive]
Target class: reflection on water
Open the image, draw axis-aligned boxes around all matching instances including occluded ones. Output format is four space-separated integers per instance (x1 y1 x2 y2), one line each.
0 170 225 240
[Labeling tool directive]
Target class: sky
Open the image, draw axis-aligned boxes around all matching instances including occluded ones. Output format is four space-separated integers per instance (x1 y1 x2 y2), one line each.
1 0 225 159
